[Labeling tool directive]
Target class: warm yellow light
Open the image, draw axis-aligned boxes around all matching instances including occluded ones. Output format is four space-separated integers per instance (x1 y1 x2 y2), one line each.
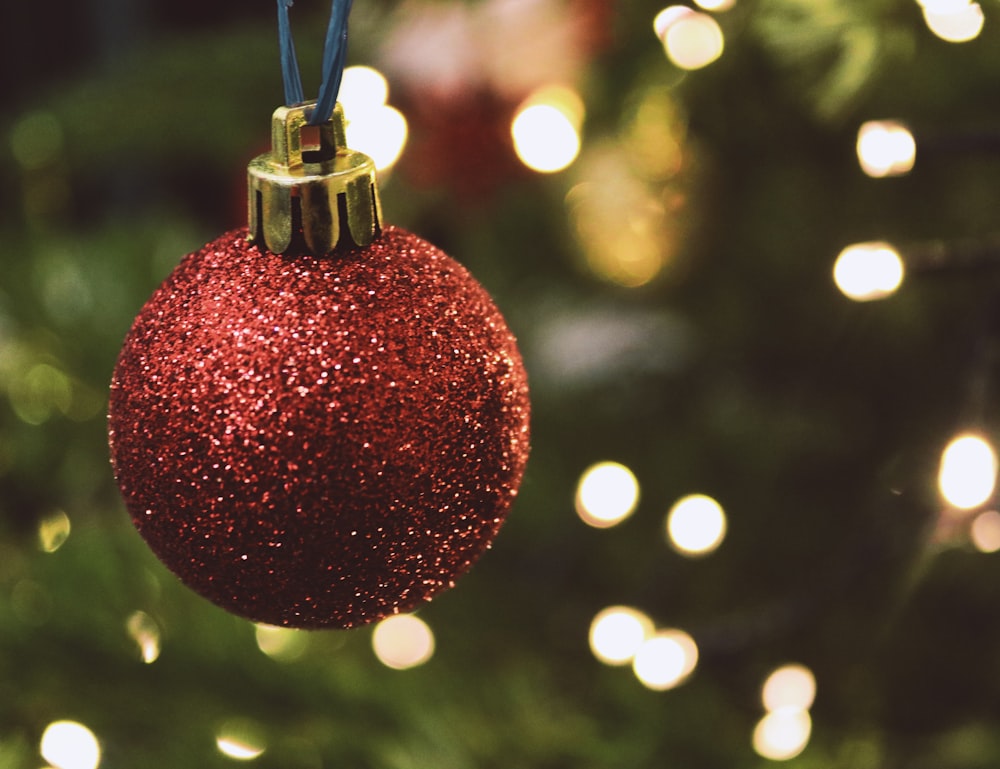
38 510 71 553
856 120 916 178
575 462 641 528
761 664 816 712
126 611 161 664
653 5 695 39
589 606 655 665
939 434 998 510
372 614 435 670
666 494 727 556
339 66 390 116
752 709 812 761
216 731 266 761
922 2 984 42
971 510 1000 553
345 105 408 171
40 721 101 769
338 66 409 172
255 623 309 662
833 242 904 301
694 0 736 10
512 86 584 174
632 629 698 690
663 13 724 70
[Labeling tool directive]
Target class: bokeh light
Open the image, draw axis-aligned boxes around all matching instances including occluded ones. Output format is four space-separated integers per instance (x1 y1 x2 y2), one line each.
761 664 816 712
126 611 161 664
970 510 1000 553
38 510 71 553
856 120 916 178
589 606 654 666
920 1 985 42
653 6 695 39
632 629 698 690
255 623 309 662
40 721 101 769
215 720 266 761
694 0 736 9
9 111 64 170
511 86 584 173
752 709 812 760
339 65 408 172
575 462 641 528
939 433 998 510
666 494 727 556
833 241 905 301
658 11 725 70
372 614 435 670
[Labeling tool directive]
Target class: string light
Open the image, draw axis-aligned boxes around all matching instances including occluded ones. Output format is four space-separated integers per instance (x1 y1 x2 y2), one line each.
694 0 736 10
338 66 408 172
589 606 654 665
938 434 998 510
37 510 71 553
917 0 985 42
970 510 1000 553
254 623 309 662
372 614 435 670
40 721 101 769
856 121 916 178
761 664 816 712
575 461 641 528
126 611 162 664
215 720 267 761
511 86 584 173
654 8 725 70
666 494 727 556
632 629 698 690
752 709 812 761
833 242 905 301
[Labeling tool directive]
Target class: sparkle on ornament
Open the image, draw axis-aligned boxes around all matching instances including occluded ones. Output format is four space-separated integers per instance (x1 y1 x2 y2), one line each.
761 664 817 712
666 494 727 556
511 86 584 174
938 434 998 510
38 510 71 553
126 610 162 664
752 709 812 761
833 242 905 301
970 510 1000 553
372 613 435 669
659 11 724 70
40 721 101 769
575 462 640 528
919 0 984 42
856 121 916 178
589 606 654 665
632 629 698 690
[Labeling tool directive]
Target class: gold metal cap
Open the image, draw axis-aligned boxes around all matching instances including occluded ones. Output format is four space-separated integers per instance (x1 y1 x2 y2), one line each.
248 102 382 254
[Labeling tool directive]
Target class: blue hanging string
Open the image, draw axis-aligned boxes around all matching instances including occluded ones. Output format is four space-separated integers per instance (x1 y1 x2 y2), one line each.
277 0 305 106
312 0 353 125
275 0 353 126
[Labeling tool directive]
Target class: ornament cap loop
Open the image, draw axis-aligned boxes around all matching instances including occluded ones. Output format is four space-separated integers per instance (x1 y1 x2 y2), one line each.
248 102 382 255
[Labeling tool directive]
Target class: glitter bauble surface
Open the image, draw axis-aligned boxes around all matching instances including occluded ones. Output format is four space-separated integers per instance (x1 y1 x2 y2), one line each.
108 227 530 628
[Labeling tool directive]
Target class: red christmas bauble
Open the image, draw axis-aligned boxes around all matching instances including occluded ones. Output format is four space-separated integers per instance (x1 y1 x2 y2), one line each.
108 226 530 628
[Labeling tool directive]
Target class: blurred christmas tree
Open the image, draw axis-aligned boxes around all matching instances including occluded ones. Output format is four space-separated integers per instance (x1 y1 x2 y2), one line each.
5 0 1000 767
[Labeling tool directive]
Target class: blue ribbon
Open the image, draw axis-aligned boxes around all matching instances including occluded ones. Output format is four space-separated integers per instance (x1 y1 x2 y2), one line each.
276 0 353 125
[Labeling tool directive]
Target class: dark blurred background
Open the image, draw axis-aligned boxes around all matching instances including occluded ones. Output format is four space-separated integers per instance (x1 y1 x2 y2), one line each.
5 1 1000 767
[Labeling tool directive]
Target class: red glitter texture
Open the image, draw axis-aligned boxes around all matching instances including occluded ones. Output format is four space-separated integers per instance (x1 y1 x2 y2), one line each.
108 227 530 628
